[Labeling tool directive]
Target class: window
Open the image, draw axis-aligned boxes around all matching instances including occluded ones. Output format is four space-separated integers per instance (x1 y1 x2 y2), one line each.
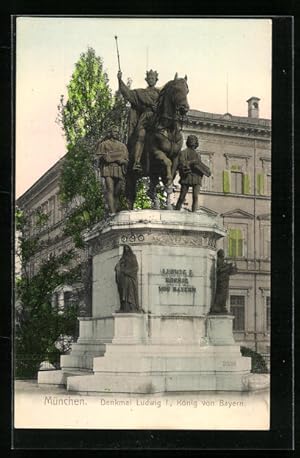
199 154 213 191
55 194 63 222
266 296 271 332
266 240 271 258
230 295 245 331
231 171 243 194
224 171 250 194
49 197 55 226
64 291 73 307
228 229 243 257
29 213 35 236
261 225 271 258
41 201 49 216
52 291 59 308
224 154 251 194
266 174 271 196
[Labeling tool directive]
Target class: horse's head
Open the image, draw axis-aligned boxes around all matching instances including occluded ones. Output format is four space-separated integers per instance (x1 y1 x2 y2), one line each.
171 73 190 116
157 73 190 121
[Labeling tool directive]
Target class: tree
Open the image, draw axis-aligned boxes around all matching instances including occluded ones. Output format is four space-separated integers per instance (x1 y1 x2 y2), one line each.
57 47 128 248
240 346 269 373
57 47 113 147
107 78 132 143
15 49 146 379
57 48 131 330
15 209 81 378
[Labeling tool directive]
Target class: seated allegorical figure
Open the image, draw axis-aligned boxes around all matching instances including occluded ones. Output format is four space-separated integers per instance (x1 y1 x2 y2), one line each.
210 249 237 314
115 245 141 313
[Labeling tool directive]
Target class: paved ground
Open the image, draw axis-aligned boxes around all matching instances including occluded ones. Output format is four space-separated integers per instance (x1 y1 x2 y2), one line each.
14 377 270 431
15 375 270 396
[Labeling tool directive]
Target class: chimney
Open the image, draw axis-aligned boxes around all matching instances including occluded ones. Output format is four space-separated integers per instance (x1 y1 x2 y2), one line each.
247 97 260 119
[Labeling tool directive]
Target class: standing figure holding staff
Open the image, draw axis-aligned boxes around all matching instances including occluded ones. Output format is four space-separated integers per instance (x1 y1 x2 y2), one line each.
115 36 160 173
117 68 160 173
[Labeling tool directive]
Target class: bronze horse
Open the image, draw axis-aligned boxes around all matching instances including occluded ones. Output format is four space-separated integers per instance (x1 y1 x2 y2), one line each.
126 74 190 209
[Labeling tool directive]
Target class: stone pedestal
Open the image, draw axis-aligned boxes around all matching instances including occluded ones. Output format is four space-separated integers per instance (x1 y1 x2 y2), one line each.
86 209 226 318
38 210 252 392
66 312 251 393
112 313 147 344
207 314 235 345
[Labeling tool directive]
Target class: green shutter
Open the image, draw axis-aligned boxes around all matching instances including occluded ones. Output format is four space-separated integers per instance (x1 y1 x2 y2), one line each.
228 230 233 257
257 174 265 195
228 229 243 257
243 174 250 194
223 170 230 193
234 229 238 257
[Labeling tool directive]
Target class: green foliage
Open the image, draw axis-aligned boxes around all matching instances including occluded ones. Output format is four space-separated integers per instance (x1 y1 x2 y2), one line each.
57 48 132 247
17 48 130 376
59 137 105 248
57 47 113 147
107 79 131 143
15 211 81 378
134 178 152 209
16 209 42 265
133 178 166 210
241 346 269 373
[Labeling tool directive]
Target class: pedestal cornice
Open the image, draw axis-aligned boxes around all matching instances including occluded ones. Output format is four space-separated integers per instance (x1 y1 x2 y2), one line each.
84 210 226 256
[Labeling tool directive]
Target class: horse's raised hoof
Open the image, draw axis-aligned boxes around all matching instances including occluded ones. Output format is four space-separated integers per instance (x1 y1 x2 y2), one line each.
132 162 143 173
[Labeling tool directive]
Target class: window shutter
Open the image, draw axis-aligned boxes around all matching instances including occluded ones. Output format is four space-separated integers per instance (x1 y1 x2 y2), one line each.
257 173 265 195
229 229 243 257
223 170 230 193
228 230 233 257
243 174 251 194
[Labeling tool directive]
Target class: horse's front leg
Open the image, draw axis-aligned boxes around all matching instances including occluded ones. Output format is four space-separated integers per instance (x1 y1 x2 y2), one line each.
171 155 179 180
148 175 160 209
125 171 137 210
153 150 172 187
165 184 173 210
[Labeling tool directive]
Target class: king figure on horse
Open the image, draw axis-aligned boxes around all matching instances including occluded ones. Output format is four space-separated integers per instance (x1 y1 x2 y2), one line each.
118 70 190 209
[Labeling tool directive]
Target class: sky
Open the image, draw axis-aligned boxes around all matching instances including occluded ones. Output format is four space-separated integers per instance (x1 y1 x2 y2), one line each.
16 17 272 198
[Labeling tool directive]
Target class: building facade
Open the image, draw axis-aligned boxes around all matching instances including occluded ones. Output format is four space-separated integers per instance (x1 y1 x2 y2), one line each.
17 97 271 361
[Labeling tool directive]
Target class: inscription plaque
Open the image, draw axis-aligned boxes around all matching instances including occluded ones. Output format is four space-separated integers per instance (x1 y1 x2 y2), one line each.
158 268 196 294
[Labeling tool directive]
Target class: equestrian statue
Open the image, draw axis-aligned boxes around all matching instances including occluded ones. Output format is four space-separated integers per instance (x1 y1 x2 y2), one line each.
118 70 190 209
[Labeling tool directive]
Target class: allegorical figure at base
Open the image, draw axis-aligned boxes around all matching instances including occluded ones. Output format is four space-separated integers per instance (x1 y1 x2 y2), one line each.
211 249 237 314
115 245 141 313
117 69 160 173
95 125 129 214
175 135 211 212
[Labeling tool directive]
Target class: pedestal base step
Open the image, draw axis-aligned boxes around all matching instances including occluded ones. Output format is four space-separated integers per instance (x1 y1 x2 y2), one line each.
37 369 93 386
64 342 252 393
67 370 251 393
60 342 107 370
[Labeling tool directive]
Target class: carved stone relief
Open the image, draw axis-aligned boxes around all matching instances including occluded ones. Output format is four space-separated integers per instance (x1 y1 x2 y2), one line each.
89 229 218 256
